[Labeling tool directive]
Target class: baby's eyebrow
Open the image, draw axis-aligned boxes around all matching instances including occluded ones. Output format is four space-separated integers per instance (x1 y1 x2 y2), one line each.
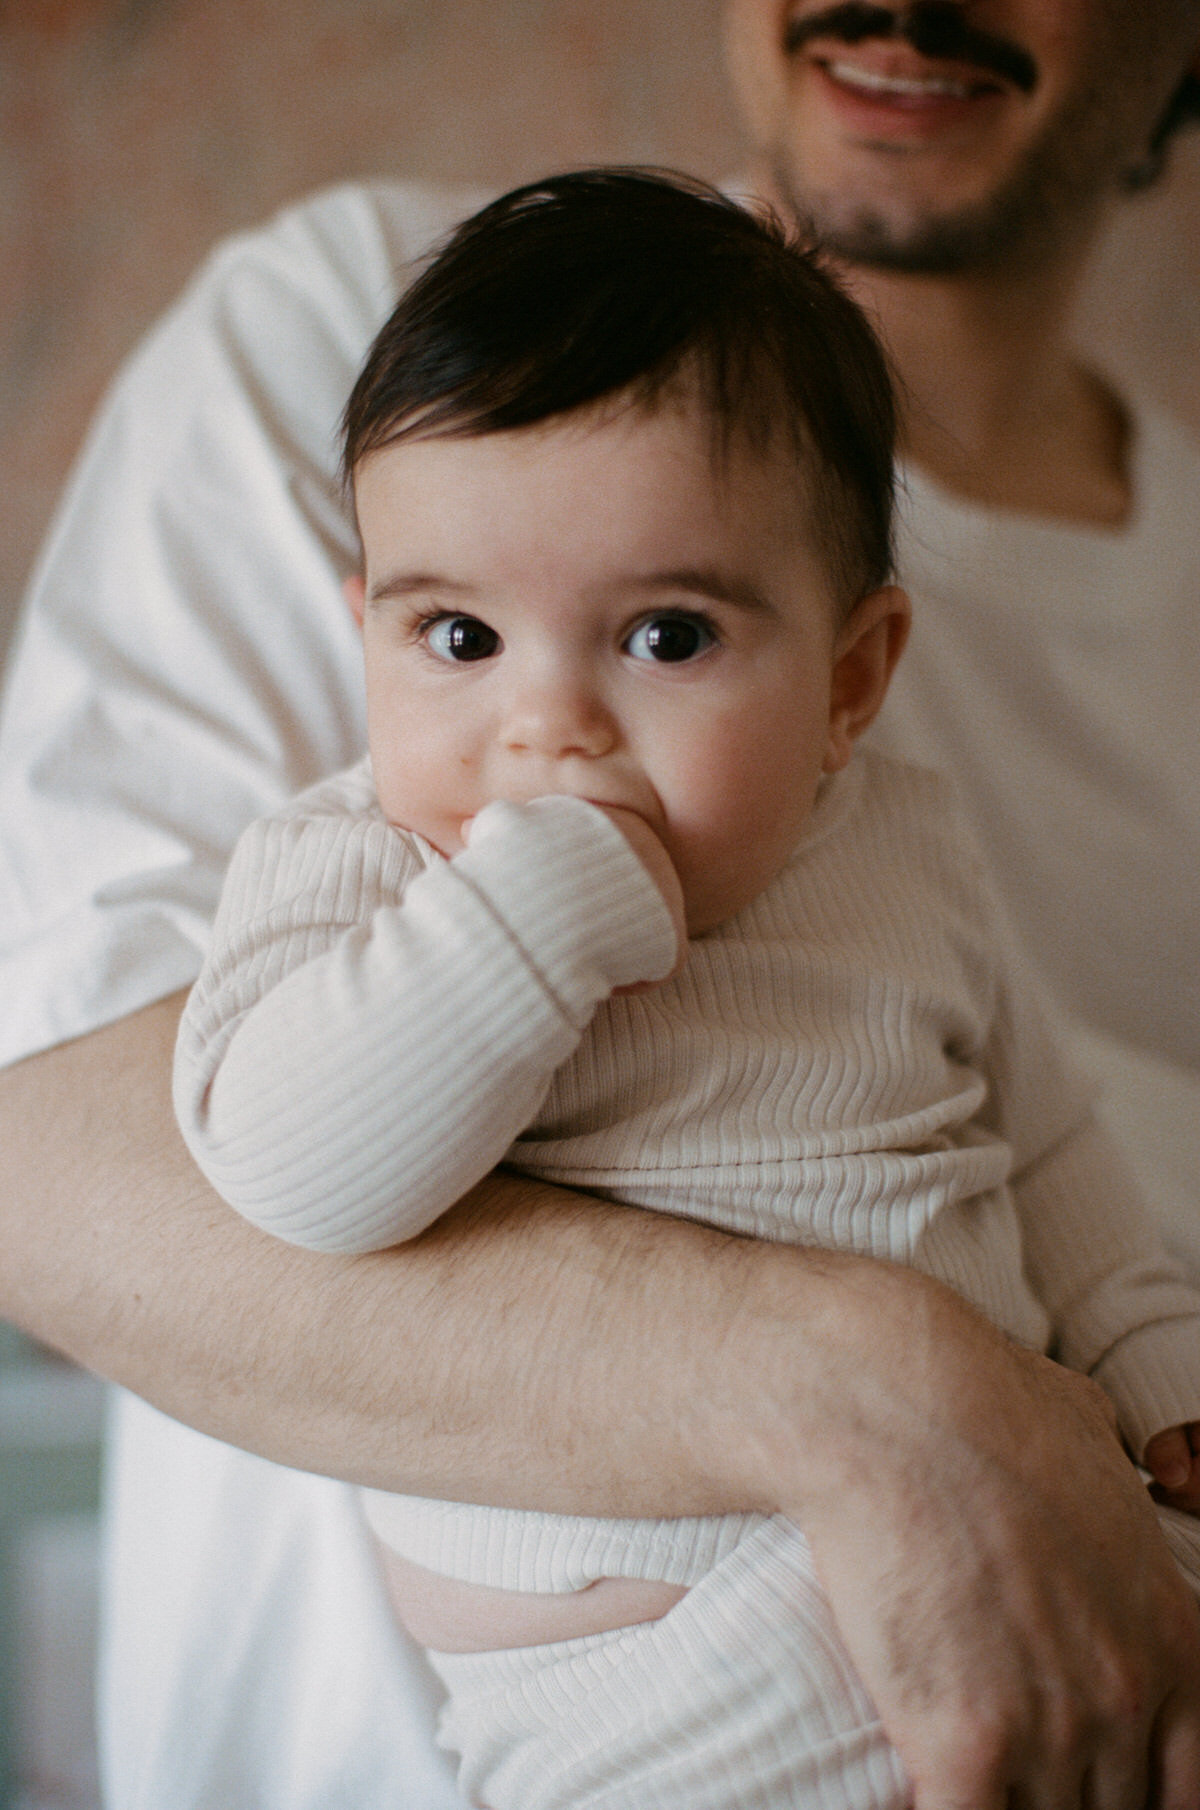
365 564 775 615
366 571 478 607
638 566 775 616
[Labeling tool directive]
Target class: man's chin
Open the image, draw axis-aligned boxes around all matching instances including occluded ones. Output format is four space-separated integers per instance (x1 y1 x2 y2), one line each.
807 209 1002 275
781 171 1043 276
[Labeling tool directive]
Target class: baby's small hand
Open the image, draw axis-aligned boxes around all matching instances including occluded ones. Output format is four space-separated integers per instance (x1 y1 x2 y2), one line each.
1144 1422 1200 1513
590 804 687 987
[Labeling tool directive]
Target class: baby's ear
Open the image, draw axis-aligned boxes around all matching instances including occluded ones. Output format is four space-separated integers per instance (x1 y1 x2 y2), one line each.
343 574 367 627
824 585 911 773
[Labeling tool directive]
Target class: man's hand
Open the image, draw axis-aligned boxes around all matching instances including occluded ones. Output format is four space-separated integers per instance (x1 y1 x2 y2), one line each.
756 1262 1200 1810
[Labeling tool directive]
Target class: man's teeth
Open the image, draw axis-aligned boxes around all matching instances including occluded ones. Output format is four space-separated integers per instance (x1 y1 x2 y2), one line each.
826 58 972 98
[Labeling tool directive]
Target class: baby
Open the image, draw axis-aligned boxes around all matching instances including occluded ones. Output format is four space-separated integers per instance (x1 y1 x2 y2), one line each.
175 169 1200 1810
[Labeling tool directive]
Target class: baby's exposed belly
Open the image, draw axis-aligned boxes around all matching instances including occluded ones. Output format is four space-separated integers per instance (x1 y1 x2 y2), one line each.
377 1546 688 1653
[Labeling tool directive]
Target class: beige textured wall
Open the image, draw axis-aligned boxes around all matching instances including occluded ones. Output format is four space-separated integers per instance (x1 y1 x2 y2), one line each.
2 0 1199 666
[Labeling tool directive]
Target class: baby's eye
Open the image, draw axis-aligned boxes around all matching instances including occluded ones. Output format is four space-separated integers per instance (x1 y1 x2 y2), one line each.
423 615 501 662
624 613 715 665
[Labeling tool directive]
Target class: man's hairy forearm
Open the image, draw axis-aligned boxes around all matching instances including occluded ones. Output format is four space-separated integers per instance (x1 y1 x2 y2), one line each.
0 991 857 1511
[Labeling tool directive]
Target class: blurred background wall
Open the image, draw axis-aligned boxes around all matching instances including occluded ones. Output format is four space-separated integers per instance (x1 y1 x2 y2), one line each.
2 0 1200 672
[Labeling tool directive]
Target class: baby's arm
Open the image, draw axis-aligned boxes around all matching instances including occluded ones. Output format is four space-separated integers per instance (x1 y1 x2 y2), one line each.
986 958 1200 1471
946 807 1200 1472
1002 1085 1200 1477
173 779 679 1253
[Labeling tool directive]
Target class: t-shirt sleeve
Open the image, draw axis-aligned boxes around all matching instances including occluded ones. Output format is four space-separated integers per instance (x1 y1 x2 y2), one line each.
0 182 471 1068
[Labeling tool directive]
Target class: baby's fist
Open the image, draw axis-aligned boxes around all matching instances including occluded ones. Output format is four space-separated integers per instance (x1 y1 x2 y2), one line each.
1145 1422 1200 1513
591 805 686 986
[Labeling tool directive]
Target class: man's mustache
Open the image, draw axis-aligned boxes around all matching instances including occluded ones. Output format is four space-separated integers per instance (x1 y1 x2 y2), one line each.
785 2 1038 96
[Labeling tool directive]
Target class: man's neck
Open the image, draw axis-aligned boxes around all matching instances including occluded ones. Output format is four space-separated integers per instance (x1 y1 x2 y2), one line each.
837 253 1131 527
724 143 1136 529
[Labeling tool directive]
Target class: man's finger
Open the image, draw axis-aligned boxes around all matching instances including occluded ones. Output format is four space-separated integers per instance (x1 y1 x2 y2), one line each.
1078 1742 1148 1810
1153 1687 1200 1810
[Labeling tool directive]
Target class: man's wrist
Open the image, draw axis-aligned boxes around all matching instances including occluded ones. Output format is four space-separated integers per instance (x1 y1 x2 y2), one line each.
662 1238 952 1523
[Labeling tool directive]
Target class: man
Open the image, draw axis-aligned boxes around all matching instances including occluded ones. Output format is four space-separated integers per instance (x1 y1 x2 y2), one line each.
1 5 1199 1807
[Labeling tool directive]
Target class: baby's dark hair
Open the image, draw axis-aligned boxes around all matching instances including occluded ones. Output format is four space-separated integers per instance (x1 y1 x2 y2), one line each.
342 168 897 609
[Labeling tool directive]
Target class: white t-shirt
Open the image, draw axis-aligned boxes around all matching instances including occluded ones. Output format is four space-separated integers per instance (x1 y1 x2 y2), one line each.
2 178 1198 1808
884 439 1200 1071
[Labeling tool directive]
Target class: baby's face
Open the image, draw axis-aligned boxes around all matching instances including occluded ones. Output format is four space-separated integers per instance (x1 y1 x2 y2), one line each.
350 392 880 933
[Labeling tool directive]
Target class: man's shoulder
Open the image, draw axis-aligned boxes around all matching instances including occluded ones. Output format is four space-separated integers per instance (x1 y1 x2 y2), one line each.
219 177 491 291
128 177 489 403
178 177 490 349
109 178 494 506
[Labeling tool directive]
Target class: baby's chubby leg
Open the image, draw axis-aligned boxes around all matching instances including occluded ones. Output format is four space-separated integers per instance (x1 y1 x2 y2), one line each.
378 1544 687 1651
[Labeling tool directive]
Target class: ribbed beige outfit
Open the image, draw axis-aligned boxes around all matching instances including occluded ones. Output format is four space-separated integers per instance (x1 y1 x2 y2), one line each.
175 748 1200 1810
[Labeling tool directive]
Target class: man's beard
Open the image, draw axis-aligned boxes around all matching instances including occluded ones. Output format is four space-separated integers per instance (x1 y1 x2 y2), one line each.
773 139 1099 276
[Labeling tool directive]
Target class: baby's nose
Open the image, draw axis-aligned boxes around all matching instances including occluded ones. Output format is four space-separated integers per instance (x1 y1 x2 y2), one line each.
502 678 616 759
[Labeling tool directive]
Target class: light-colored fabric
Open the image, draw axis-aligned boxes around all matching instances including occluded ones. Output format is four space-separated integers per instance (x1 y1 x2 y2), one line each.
426 1509 1200 1810
429 1518 908 1810
878 435 1200 1272
97 1393 463 1810
0 178 482 1070
177 743 1200 1608
173 768 678 1253
0 175 1197 1807
882 433 1200 1071
1070 1024 1200 1277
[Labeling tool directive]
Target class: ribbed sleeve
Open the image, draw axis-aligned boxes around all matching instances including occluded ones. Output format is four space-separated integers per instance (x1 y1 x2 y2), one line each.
173 770 677 1251
1014 1112 1200 1457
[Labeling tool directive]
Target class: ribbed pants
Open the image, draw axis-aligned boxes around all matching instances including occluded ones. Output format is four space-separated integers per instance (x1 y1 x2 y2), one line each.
428 1507 1200 1810
428 1517 905 1810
